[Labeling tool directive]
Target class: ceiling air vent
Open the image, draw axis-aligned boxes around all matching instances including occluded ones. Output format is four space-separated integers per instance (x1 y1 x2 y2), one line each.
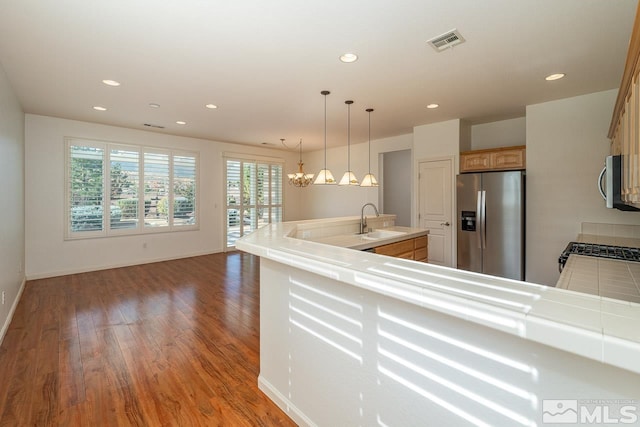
143 123 165 129
427 29 465 52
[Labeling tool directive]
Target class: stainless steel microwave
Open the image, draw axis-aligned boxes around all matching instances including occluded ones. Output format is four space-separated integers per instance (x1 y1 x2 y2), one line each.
598 155 640 211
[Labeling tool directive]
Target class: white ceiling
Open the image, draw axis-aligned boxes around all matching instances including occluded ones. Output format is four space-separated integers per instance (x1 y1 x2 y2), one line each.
0 0 636 151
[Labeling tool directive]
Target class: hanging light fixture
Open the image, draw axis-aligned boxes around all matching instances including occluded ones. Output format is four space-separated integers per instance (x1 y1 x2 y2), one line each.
360 108 379 187
314 90 336 185
339 100 359 186
285 138 314 187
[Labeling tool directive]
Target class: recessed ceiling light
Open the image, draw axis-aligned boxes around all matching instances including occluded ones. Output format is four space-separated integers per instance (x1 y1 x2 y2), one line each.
149 103 160 108
205 104 218 109
93 106 107 111
545 73 565 81
340 53 358 63
176 121 186 125
102 79 120 87
427 103 439 109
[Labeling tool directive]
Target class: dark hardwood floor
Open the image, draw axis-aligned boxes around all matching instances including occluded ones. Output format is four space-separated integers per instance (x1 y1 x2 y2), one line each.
0 252 296 426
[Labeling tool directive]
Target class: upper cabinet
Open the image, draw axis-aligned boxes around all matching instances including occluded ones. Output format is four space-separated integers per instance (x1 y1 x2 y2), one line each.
609 3 640 205
460 145 526 173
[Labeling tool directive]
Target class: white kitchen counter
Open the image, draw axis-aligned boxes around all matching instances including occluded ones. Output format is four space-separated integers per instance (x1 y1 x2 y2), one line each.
238 217 640 373
237 217 640 426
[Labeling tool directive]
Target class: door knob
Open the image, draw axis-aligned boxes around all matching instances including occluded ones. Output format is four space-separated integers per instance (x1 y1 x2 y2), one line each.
440 222 450 226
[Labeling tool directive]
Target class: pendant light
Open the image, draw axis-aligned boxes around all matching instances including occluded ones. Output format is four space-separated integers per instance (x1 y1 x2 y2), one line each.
285 138 314 187
339 100 359 186
360 108 379 187
314 90 336 185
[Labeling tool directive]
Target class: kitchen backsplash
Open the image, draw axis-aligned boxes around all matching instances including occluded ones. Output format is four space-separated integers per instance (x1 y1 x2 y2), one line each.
581 222 640 238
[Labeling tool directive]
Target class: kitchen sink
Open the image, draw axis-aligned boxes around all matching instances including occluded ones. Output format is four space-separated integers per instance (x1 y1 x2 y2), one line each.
361 229 407 240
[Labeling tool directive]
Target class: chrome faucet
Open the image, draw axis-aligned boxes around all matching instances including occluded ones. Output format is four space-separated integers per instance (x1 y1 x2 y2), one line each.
360 203 379 234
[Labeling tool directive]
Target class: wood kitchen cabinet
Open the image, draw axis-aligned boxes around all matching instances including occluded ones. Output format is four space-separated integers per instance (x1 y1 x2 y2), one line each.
609 3 640 206
373 235 428 262
460 146 526 173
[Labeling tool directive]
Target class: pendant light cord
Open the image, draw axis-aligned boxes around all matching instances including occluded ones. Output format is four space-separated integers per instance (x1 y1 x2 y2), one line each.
324 93 327 171
347 102 351 170
368 109 372 173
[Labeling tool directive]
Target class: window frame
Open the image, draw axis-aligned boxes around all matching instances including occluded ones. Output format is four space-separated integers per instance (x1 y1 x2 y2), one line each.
64 138 199 240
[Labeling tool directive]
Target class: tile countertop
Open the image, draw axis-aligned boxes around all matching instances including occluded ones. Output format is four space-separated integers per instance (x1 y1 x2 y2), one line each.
237 217 640 375
557 233 640 304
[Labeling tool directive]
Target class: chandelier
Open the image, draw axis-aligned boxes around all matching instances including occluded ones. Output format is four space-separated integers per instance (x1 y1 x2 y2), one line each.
284 139 314 187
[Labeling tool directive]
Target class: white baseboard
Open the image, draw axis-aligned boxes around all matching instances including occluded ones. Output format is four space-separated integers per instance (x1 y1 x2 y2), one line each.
258 375 315 427
25 249 223 280
0 276 26 346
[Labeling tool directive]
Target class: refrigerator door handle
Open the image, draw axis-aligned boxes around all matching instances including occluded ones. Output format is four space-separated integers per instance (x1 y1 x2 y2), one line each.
481 190 487 249
476 191 483 249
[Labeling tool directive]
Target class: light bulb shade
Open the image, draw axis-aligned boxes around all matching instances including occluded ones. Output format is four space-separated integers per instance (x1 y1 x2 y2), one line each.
314 169 336 185
360 173 379 187
287 173 296 180
339 171 359 186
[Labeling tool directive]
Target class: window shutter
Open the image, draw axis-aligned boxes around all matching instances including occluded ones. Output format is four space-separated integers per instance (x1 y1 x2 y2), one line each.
69 144 105 233
173 154 197 226
144 152 170 228
110 147 140 231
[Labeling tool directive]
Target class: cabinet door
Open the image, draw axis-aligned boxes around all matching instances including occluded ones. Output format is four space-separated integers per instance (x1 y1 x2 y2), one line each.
460 152 491 172
413 236 428 262
374 239 414 257
491 148 525 170
414 247 428 262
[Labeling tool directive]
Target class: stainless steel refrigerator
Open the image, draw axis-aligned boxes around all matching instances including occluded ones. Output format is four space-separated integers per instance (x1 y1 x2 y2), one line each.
456 171 525 280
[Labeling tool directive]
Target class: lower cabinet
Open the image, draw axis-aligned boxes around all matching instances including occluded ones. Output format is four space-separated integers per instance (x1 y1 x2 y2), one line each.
373 235 428 262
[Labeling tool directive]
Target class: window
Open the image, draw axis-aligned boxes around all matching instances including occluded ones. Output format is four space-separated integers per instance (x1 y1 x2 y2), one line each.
66 138 198 239
224 156 283 248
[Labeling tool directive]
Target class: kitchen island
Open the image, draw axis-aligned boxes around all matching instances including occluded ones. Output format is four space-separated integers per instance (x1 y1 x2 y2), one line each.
237 217 640 427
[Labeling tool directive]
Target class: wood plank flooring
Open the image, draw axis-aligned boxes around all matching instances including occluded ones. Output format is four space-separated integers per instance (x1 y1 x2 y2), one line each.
0 252 296 426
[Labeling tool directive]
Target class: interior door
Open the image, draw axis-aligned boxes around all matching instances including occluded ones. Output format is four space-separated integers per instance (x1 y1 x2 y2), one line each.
418 158 453 266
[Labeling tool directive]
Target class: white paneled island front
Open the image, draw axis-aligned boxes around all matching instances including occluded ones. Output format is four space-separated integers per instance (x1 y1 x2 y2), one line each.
236 217 640 427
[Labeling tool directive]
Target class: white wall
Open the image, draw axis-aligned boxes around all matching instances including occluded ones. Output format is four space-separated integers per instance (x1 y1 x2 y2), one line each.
0 64 25 342
24 114 302 279
413 119 463 165
298 134 412 219
526 89 640 286
471 117 526 150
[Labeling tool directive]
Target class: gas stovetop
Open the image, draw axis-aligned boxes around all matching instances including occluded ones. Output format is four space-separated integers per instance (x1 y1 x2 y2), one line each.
558 242 640 270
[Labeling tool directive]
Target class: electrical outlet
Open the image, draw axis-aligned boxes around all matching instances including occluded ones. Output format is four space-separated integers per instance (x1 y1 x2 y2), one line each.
143 242 147 249
1 291 5 305
18 261 22 273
